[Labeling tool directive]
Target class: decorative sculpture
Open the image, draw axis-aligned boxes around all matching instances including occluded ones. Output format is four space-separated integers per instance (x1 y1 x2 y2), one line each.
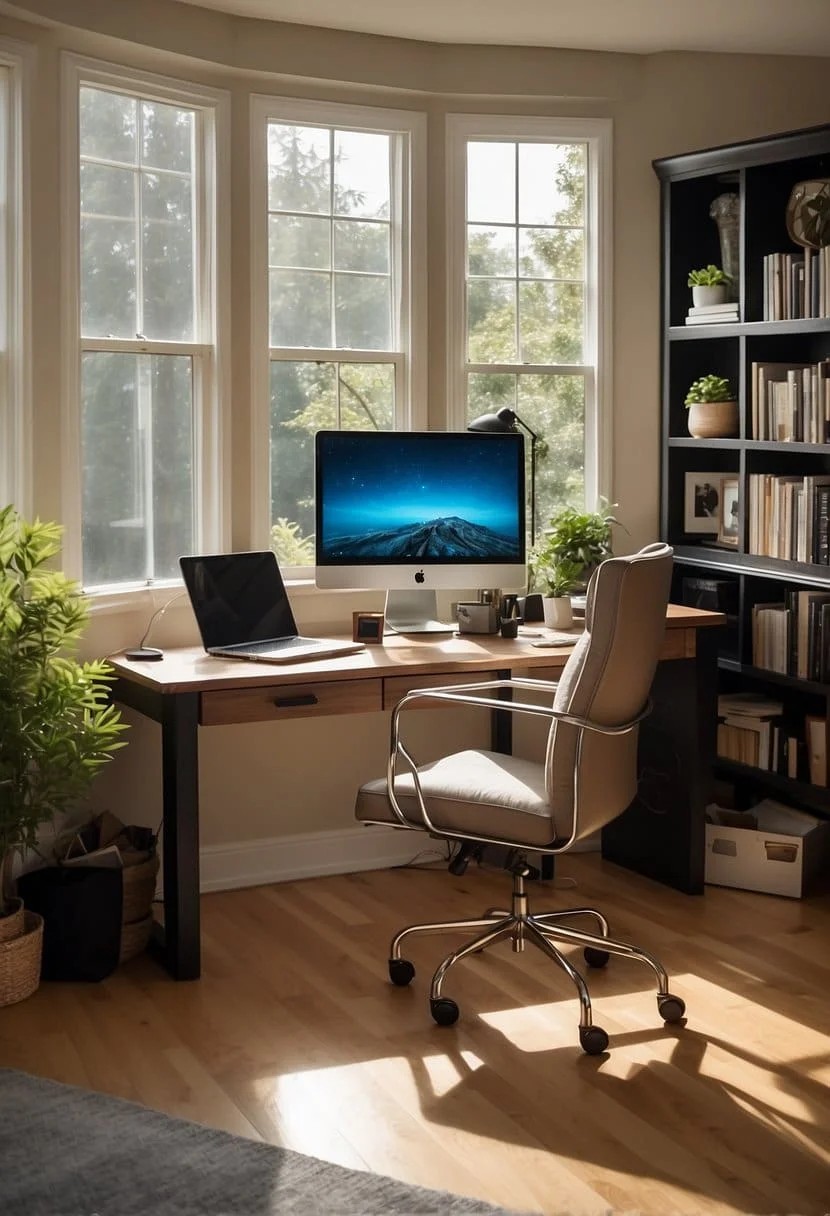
786 179 830 248
709 192 740 301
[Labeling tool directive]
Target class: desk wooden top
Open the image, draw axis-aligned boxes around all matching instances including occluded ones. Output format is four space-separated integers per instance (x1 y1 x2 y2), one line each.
107 603 724 695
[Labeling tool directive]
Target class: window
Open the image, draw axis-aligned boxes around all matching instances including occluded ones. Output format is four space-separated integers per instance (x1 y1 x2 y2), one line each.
65 59 227 590
0 43 27 510
251 97 426 570
447 116 612 544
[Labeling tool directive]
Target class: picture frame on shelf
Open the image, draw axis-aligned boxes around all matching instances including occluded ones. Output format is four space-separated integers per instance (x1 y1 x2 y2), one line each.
718 477 740 548
684 472 722 533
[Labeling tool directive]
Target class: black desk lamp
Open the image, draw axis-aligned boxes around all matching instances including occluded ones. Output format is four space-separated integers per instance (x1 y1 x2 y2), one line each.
467 407 539 542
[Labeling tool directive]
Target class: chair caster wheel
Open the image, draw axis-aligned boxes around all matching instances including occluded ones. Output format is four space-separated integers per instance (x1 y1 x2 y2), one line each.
430 997 460 1026
584 947 610 969
388 959 415 987
658 993 686 1023
579 1025 609 1055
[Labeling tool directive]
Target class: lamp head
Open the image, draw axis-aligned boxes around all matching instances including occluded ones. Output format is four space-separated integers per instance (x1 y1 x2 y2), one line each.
467 407 518 433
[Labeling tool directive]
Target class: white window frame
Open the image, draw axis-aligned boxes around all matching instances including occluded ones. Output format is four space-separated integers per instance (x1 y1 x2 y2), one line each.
445 114 613 511
0 39 32 514
60 53 230 593
249 94 427 568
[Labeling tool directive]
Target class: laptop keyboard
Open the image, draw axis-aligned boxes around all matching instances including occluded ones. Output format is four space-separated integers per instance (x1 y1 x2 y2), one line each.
227 637 310 654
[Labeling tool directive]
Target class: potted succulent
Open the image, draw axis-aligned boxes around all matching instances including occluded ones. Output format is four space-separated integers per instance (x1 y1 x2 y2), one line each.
0 505 127 1005
685 374 738 438
687 264 731 307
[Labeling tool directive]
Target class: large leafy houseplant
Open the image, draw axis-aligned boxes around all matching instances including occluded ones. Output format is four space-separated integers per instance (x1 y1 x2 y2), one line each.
0 506 127 918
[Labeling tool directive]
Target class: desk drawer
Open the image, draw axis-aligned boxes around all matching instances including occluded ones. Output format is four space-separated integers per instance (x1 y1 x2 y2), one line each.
201 679 382 725
384 670 495 711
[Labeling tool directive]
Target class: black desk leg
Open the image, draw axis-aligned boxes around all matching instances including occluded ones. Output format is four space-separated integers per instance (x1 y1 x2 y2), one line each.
148 691 201 980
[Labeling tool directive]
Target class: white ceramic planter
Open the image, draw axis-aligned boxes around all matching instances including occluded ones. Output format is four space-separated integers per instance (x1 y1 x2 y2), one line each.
542 596 573 629
692 284 727 307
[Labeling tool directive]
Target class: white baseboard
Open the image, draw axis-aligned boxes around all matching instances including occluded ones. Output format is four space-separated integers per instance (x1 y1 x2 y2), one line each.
198 825 600 893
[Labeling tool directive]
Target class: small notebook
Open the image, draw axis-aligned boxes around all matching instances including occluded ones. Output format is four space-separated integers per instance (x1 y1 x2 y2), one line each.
179 551 364 664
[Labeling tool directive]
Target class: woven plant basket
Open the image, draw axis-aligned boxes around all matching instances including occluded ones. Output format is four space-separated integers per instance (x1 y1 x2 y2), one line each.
0 909 43 1006
0 897 25 943
122 853 159 925
119 913 153 964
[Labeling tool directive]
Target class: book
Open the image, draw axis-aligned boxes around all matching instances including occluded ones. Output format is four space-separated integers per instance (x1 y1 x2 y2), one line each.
717 691 783 718
685 311 739 326
687 302 741 315
805 715 828 787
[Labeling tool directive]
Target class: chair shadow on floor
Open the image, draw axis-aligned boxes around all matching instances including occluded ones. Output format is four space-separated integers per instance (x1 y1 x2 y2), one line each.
402 1015 830 1216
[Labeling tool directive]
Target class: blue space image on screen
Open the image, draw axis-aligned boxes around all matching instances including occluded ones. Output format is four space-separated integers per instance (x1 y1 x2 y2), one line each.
317 432 523 564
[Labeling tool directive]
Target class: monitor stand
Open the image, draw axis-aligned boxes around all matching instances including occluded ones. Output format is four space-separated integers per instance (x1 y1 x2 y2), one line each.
384 589 455 634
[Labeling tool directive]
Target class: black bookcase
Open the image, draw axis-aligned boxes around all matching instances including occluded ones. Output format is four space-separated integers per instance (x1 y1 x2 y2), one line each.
654 124 830 817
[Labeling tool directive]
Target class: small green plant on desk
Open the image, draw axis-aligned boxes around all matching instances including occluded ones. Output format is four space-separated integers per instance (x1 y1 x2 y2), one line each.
532 499 619 591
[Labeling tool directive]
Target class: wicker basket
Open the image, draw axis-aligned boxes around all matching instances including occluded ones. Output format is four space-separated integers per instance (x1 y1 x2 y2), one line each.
122 853 159 925
0 909 43 1006
119 913 153 964
0 898 25 943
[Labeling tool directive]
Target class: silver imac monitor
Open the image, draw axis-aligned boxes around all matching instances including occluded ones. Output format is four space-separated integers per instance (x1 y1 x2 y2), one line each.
314 430 526 633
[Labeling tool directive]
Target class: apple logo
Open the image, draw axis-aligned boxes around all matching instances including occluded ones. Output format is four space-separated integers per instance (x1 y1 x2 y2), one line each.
414 570 425 584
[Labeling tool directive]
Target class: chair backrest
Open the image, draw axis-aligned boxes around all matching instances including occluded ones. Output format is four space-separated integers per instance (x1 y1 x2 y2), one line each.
544 543 673 844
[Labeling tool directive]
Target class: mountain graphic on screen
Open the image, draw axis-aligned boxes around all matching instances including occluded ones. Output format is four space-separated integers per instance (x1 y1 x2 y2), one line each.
327 516 519 560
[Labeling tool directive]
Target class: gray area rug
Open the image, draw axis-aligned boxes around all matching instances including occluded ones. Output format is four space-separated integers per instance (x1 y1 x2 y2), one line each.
0 1068 533 1215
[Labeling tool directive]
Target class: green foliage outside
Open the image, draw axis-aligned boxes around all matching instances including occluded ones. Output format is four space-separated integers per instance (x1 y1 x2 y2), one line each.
0 506 128 916
685 374 733 405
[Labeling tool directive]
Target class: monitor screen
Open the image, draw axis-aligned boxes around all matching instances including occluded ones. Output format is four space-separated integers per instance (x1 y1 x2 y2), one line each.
314 430 526 605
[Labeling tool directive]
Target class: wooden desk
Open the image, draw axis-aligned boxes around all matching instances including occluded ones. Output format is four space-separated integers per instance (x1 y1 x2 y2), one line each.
109 603 723 980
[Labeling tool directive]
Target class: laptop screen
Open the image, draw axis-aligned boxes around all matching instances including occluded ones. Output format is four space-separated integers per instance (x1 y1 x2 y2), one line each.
179 552 298 650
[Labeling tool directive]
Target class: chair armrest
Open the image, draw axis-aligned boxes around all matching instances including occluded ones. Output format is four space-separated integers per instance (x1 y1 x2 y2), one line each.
384 678 651 846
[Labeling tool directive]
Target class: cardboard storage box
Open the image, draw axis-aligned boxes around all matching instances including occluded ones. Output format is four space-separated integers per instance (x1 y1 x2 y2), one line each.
705 800 830 898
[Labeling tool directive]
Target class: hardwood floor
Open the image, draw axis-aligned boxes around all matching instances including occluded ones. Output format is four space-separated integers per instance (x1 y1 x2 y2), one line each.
2 854 829 1215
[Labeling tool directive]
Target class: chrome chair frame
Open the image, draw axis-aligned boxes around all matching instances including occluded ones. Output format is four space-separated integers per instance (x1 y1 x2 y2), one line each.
361 677 686 1054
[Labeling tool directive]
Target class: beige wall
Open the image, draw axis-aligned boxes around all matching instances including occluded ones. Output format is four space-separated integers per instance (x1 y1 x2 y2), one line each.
3 0 829 851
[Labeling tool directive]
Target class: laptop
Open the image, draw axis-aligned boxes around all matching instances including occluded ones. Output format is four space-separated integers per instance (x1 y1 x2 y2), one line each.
179 551 365 664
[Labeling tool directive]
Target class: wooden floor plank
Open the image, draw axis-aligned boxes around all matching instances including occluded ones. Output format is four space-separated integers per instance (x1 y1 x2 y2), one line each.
1 854 828 1216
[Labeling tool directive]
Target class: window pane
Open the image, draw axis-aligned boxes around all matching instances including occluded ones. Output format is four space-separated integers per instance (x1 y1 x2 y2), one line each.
269 360 394 564
142 171 194 340
517 374 585 519
81 89 197 343
80 88 137 163
270 214 330 269
467 372 585 542
467 279 516 362
334 220 389 273
519 226 583 280
334 274 390 349
334 131 390 218
467 142 515 224
519 143 585 227
81 217 136 338
268 123 331 214
519 281 583 363
141 100 193 173
81 352 193 587
270 269 331 347
467 225 515 277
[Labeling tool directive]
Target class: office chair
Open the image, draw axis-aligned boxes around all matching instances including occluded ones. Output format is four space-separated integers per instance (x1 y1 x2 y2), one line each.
355 542 685 1055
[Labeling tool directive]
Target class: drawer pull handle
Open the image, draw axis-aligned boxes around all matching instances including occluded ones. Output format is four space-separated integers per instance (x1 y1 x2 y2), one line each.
273 693 319 708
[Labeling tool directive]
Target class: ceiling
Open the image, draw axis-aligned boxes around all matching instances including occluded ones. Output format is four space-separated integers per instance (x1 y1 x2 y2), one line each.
171 0 830 56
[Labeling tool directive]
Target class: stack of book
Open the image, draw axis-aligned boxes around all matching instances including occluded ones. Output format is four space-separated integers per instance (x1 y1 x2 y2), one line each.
685 301 740 326
716 691 783 771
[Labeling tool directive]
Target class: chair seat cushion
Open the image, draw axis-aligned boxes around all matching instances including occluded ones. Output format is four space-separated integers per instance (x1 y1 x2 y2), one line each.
355 749 557 847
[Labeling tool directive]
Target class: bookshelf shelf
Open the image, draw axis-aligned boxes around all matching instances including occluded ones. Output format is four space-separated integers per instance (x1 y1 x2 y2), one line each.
655 122 830 812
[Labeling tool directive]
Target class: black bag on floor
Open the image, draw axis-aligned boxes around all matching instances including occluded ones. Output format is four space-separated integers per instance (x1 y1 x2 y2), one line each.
17 864 123 981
